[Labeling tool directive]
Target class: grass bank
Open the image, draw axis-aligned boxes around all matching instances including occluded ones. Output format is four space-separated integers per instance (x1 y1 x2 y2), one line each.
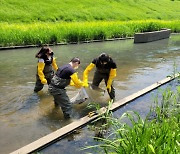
0 20 179 47
1 0 180 47
0 0 180 22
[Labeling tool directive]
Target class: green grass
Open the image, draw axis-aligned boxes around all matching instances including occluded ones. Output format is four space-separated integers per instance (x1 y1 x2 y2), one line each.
0 20 179 47
0 0 180 47
0 0 180 23
83 84 180 154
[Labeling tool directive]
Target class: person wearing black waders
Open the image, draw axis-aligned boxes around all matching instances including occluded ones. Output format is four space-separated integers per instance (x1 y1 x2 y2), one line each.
34 46 58 92
48 57 84 119
83 53 117 102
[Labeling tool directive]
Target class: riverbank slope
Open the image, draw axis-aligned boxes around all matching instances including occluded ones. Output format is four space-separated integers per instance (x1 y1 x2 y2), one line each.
0 0 180 47
1 0 180 22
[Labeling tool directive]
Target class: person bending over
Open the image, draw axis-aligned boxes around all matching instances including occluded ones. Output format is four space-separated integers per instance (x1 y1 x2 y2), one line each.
83 53 117 101
48 57 83 119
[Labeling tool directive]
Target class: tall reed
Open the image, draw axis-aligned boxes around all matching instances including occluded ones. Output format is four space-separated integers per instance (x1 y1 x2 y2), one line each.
0 20 179 47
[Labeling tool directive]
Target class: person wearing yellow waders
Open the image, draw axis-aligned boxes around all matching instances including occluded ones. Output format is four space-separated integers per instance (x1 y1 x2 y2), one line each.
48 58 83 119
83 53 117 101
34 47 58 92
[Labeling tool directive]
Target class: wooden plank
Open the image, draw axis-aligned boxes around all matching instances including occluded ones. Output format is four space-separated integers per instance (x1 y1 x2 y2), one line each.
10 74 179 154
111 74 179 111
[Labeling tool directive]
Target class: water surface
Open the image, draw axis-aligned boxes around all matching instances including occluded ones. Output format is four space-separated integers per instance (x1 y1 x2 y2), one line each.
0 34 179 153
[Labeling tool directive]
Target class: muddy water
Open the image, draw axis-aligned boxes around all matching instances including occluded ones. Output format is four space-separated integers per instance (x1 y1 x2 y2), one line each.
0 34 179 153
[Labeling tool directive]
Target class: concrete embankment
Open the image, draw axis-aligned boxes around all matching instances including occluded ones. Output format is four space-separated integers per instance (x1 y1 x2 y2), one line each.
134 29 171 43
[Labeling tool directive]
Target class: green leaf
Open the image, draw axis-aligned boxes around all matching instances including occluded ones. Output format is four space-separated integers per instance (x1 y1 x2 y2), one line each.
148 144 155 154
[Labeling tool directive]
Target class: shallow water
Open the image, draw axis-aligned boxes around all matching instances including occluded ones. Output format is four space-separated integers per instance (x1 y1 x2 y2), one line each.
41 78 180 154
0 34 179 153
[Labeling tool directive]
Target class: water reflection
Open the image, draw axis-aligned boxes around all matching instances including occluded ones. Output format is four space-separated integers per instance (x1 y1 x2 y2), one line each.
0 34 180 153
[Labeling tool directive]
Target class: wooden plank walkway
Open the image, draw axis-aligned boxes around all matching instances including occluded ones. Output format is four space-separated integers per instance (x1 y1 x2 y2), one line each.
10 74 179 154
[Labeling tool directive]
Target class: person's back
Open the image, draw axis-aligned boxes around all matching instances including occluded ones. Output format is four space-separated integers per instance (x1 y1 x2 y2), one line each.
56 64 76 79
48 57 83 119
49 64 76 90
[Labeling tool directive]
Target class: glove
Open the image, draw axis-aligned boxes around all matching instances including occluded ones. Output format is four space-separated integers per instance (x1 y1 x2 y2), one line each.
37 62 47 84
83 82 89 87
41 78 47 84
70 72 83 88
107 84 111 93
107 69 116 93
83 63 95 87
52 57 58 71
70 79 81 88
70 79 75 86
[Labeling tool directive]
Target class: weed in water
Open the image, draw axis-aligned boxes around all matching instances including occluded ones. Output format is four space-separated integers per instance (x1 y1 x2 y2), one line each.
83 82 180 153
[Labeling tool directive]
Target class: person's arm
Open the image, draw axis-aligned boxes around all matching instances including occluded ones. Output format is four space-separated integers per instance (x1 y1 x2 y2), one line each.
37 62 47 84
107 68 116 92
52 57 58 71
83 63 95 87
70 72 83 88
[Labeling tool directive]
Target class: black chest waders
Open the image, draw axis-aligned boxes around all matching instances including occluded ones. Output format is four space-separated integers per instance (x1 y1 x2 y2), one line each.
34 61 54 92
92 69 115 100
48 67 72 119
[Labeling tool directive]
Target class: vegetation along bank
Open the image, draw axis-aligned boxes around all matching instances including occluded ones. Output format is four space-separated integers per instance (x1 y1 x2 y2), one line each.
0 0 180 47
84 78 180 153
0 20 179 47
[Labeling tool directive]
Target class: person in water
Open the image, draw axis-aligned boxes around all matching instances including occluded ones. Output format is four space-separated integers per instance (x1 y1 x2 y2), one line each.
34 46 58 92
48 57 83 119
83 53 117 101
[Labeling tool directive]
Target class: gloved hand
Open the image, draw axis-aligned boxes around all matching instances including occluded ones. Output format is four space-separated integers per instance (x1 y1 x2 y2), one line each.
70 80 82 88
70 73 83 88
83 81 89 87
106 84 111 93
52 57 58 71
83 63 95 87
107 68 116 93
41 78 47 84
70 79 75 86
37 62 47 84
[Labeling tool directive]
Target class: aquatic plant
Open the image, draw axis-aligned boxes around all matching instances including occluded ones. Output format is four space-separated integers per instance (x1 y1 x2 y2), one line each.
86 100 114 139
83 85 180 154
